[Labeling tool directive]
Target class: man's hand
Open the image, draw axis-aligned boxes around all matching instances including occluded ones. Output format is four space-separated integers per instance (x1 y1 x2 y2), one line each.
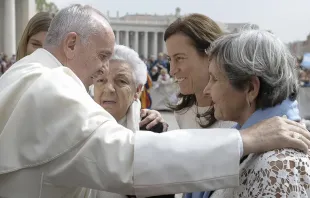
241 116 310 156
139 109 168 131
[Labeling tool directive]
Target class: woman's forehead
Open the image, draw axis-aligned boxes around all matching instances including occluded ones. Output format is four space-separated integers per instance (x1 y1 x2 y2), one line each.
109 61 132 72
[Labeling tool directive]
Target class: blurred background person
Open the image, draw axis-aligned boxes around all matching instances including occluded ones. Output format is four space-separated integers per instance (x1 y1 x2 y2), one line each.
16 12 55 61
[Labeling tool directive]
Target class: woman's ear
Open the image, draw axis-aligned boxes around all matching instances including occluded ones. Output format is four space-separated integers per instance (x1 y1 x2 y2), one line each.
134 85 144 100
247 76 260 104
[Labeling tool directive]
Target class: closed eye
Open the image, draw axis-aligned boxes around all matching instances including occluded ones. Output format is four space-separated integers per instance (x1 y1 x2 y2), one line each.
99 54 108 61
31 43 42 47
119 79 128 84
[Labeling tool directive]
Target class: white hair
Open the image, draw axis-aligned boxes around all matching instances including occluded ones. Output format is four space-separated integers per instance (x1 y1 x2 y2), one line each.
44 4 108 47
111 45 147 86
207 28 298 109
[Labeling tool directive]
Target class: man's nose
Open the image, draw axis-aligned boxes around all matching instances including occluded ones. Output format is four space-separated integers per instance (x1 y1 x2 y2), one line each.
101 61 109 74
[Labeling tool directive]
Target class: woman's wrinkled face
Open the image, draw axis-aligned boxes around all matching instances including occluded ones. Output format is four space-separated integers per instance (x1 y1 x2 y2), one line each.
94 60 136 121
166 33 210 95
204 59 248 123
26 31 47 55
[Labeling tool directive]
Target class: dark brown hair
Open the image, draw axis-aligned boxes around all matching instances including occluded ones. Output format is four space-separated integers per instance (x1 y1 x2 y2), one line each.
164 13 223 128
16 12 55 60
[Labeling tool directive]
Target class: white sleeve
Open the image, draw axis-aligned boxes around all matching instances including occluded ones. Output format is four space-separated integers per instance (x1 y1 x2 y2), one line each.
44 125 241 197
21 67 241 197
133 128 241 196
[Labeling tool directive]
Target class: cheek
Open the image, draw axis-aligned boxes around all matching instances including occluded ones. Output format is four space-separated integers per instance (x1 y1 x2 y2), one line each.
26 44 34 55
93 85 102 103
211 84 227 105
212 85 246 118
187 61 210 88
118 86 135 106
210 82 234 112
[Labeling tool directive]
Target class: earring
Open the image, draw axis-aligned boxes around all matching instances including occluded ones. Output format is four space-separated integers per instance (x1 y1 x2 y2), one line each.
246 97 252 107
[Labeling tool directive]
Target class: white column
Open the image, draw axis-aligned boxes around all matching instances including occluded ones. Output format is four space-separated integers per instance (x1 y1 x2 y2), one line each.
153 32 158 56
115 31 120 44
125 31 129 47
27 0 36 19
4 0 16 57
134 31 139 53
143 32 148 59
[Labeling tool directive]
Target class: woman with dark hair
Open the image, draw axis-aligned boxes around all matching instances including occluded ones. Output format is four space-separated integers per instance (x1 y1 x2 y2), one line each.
162 13 235 129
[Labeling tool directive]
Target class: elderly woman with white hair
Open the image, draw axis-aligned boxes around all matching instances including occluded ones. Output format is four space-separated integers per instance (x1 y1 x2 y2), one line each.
188 29 310 198
90 45 173 198
93 44 168 133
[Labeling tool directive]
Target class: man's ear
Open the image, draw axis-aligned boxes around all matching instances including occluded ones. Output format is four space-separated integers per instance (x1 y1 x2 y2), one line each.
134 85 144 100
63 32 78 60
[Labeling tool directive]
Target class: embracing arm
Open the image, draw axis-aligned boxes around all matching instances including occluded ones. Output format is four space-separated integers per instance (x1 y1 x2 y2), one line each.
38 68 310 197
44 116 310 197
45 124 242 196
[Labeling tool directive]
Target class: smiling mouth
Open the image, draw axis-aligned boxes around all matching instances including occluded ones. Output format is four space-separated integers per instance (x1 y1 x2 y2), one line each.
175 77 186 83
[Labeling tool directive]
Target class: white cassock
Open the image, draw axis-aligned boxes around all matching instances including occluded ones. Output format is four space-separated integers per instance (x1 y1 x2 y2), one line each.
0 49 241 198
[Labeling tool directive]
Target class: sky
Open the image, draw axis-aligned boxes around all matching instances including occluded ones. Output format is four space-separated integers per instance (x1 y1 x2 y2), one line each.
50 0 310 43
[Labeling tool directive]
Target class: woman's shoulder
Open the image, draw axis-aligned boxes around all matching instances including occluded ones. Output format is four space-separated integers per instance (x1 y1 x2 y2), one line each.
253 148 310 166
238 148 310 197
244 148 310 175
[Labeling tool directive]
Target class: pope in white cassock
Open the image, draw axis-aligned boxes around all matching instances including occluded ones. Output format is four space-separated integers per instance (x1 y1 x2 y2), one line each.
0 4 309 198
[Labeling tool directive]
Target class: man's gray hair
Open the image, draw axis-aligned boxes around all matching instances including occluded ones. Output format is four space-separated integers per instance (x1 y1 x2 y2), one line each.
111 45 147 87
44 4 107 46
207 29 298 109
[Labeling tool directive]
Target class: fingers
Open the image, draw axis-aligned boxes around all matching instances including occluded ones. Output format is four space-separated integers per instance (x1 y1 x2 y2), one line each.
162 122 169 132
299 135 310 151
146 117 162 130
139 115 150 127
139 109 164 128
140 109 147 118
241 116 310 156
288 123 310 142
285 135 308 154
283 117 308 131
139 111 162 128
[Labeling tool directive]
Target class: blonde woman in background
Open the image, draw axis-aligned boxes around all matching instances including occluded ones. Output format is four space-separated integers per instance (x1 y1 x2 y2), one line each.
16 12 55 61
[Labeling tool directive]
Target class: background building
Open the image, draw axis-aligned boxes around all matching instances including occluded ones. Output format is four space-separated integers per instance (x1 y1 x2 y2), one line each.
288 34 310 57
0 0 36 57
0 3 256 58
108 8 255 58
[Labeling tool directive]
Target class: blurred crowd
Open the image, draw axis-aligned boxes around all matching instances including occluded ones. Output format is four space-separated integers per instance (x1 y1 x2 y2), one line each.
141 52 171 82
297 56 310 87
0 53 16 75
